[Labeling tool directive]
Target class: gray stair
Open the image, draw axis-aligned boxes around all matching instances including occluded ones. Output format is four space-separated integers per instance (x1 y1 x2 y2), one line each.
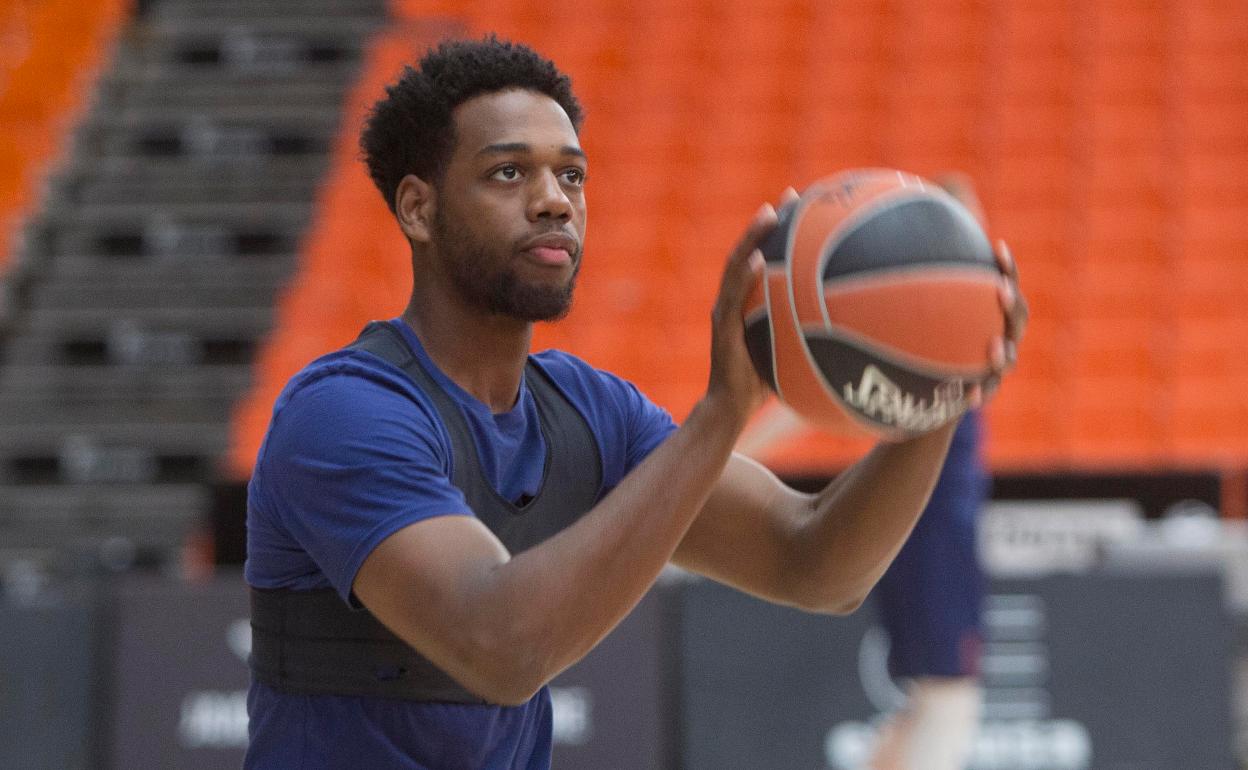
0 483 206 554
0 0 397 564
0 364 252 399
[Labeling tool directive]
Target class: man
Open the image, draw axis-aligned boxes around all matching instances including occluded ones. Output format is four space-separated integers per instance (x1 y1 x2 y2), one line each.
244 37 1026 769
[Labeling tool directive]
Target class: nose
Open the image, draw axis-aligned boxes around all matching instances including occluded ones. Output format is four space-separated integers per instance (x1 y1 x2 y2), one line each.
526 169 573 222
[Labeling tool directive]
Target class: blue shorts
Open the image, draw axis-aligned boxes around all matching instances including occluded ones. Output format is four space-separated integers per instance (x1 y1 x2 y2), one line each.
872 412 988 679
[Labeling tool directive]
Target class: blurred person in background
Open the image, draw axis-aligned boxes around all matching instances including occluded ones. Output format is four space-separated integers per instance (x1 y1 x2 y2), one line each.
738 174 993 770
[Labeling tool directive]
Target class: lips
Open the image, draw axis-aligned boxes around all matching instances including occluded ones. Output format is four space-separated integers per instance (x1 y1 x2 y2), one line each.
520 233 578 267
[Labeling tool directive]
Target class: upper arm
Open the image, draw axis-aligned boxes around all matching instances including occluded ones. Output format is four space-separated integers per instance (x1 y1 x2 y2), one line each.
255 366 473 603
352 516 520 701
671 452 814 606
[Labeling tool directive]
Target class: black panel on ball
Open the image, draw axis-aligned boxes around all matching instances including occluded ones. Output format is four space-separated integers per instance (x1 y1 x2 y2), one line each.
820 197 995 282
743 316 779 392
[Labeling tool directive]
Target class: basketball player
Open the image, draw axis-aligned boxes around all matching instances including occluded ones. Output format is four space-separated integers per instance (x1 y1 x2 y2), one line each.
243 38 1027 769
738 175 995 770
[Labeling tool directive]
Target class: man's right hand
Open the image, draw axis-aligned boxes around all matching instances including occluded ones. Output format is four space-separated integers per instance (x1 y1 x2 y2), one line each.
703 201 781 432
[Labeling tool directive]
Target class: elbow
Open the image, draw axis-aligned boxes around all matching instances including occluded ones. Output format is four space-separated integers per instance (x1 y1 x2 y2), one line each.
452 657 546 707
791 589 868 616
784 572 870 616
450 627 552 707
472 676 544 707
823 591 868 616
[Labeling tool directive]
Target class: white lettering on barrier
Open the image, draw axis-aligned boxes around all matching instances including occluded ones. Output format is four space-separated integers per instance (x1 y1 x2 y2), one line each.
550 685 593 745
178 690 249 749
825 719 1092 770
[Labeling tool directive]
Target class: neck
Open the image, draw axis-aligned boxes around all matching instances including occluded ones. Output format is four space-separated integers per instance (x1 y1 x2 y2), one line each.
402 281 532 414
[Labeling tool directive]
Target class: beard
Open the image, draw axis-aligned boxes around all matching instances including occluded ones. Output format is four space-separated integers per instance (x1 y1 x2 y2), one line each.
432 206 579 323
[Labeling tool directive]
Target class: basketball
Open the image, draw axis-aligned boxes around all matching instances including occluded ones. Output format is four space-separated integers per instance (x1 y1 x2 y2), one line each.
743 169 1004 440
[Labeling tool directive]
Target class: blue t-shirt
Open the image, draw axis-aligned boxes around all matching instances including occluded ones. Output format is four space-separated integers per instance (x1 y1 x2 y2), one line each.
244 319 677 770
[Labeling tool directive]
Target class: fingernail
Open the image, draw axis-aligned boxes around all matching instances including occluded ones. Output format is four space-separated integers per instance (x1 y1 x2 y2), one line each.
998 281 1014 306
997 239 1013 266
991 337 1006 367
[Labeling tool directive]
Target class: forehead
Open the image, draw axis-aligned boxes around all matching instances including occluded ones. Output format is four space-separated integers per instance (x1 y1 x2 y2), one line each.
450 88 580 157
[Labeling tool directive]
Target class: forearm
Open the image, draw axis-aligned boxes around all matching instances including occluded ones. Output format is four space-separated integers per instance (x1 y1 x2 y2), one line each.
466 397 742 700
786 421 958 612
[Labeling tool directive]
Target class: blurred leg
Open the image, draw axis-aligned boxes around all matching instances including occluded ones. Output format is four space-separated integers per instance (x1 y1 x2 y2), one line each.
870 676 983 770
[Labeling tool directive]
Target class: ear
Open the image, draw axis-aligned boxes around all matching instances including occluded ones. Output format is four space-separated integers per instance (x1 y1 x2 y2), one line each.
395 174 434 243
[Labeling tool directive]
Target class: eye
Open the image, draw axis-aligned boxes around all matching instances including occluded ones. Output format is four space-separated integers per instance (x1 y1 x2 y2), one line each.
491 164 521 181
561 168 587 187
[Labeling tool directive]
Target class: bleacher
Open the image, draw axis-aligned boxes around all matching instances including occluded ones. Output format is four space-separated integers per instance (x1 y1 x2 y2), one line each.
0 0 391 568
224 0 1248 483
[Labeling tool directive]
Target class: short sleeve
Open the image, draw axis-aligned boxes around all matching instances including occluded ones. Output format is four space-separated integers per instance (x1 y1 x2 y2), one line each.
612 376 678 474
251 359 472 603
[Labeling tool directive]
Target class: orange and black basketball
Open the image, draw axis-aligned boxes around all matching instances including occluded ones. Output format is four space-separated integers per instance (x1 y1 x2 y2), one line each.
743 169 1003 440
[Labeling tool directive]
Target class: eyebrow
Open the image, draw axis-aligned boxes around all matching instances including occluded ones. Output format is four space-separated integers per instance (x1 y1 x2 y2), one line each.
476 142 587 159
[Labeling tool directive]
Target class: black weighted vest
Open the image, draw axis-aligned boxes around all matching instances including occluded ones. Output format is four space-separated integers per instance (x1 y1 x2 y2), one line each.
250 321 603 703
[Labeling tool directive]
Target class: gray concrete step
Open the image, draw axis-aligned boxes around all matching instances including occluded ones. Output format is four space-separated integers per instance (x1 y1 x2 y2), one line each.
27 279 282 311
1 330 260 367
0 483 205 554
17 306 275 336
43 256 293 283
0 396 236 428
0 364 252 400
0 421 229 459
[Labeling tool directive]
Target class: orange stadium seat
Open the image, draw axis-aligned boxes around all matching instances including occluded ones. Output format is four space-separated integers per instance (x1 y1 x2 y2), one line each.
1174 51 1248 97
1170 375 1248 463
1067 318 1169 382
1084 4 1168 52
992 6 1072 56
1176 101 1248 151
1068 376 1167 466
984 381 1068 468
233 0 1248 475
1173 318 1248 382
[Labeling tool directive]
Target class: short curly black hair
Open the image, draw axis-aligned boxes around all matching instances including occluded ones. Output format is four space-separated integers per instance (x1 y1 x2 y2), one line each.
360 35 583 214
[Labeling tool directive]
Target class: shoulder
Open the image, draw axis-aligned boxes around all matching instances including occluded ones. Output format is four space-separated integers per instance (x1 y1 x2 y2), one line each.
261 348 449 462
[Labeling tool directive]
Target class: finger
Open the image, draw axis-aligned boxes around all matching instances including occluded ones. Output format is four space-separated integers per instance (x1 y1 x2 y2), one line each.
978 373 1002 403
998 278 1030 342
967 383 984 409
994 239 1019 280
727 202 779 268
990 337 1007 371
780 186 800 206
718 203 777 301
716 249 765 322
